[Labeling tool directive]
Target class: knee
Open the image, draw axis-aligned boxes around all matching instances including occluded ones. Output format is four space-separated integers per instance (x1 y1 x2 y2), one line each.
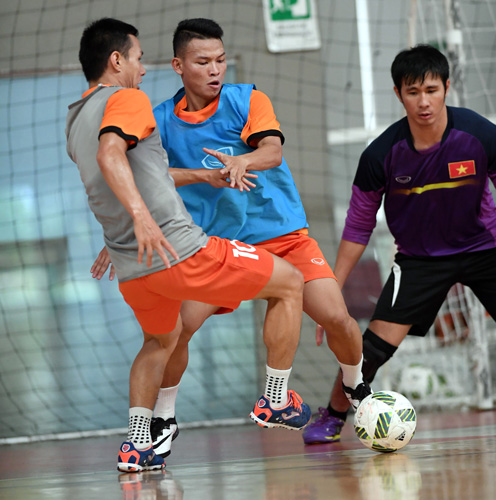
286 266 304 296
143 331 178 353
179 314 203 342
179 322 197 344
323 307 353 335
147 319 183 351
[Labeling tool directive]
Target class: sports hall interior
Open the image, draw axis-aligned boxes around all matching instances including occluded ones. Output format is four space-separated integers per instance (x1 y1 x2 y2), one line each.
1 1 496 499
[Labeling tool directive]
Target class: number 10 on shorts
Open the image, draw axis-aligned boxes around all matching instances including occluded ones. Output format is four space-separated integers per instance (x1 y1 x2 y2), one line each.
230 240 259 260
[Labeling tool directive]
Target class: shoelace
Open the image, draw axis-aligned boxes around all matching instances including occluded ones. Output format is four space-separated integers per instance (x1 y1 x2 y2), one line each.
287 390 302 412
312 407 329 424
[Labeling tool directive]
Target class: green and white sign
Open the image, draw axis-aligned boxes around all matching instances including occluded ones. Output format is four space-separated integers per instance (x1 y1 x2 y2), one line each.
263 0 321 53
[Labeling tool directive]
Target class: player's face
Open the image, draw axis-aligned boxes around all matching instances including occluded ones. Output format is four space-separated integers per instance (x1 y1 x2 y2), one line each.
119 35 146 89
395 74 450 129
172 38 227 110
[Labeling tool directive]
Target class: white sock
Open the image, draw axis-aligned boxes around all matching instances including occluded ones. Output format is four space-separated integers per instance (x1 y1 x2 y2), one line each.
339 355 364 389
153 383 180 420
265 365 291 409
127 407 153 450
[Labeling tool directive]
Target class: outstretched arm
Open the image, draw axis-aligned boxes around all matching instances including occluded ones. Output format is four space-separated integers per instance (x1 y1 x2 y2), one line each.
333 239 367 288
97 132 179 268
169 166 258 190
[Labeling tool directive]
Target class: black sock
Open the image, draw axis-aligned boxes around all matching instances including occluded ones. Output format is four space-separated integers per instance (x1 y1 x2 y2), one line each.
327 405 348 422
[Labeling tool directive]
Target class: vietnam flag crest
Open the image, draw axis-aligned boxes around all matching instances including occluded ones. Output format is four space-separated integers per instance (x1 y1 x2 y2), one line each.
448 160 476 178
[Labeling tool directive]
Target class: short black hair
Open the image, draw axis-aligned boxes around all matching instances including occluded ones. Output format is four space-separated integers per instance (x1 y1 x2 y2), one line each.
391 44 450 93
79 17 139 82
173 18 223 57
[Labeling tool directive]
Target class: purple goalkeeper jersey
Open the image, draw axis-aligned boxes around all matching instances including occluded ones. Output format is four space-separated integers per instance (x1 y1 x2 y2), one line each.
343 106 496 257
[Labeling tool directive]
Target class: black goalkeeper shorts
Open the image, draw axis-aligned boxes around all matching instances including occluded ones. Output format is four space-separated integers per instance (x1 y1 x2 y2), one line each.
371 248 496 336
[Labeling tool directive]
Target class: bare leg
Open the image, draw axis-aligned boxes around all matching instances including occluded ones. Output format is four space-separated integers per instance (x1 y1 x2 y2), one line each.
329 369 349 412
249 255 310 429
119 318 183 470
129 317 182 409
253 254 304 369
161 301 219 387
303 278 362 365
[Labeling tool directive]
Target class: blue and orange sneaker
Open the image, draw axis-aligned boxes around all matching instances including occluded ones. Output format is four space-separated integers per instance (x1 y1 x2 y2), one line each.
249 390 311 430
117 441 166 473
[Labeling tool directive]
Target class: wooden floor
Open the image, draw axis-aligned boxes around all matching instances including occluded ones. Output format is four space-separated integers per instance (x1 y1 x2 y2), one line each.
1 409 496 499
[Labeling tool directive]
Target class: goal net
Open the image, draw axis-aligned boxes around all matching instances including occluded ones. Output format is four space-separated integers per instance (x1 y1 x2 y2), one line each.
1 0 495 442
381 284 495 410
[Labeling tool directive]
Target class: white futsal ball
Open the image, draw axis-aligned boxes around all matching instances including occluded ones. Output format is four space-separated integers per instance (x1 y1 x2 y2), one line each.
354 391 417 453
396 364 439 401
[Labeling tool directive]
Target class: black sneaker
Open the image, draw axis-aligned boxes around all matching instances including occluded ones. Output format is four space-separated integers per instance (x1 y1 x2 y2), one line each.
150 417 180 458
342 381 372 410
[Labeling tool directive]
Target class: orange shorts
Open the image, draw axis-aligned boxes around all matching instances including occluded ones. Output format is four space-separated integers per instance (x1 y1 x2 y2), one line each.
255 231 336 282
211 231 336 316
118 236 274 335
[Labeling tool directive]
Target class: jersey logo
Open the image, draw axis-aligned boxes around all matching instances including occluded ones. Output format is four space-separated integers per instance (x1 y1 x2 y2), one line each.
395 176 411 184
448 160 476 178
311 258 325 265
201 147 234 169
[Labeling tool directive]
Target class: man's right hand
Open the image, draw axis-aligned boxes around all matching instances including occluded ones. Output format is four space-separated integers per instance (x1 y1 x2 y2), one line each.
316 324 326 346
205 168 258 190
133 210 180 268
203 147 258 191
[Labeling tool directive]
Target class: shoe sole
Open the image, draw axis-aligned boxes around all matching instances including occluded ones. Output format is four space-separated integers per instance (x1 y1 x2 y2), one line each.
249 412 308 430
117 462 165 473
303 435 341 444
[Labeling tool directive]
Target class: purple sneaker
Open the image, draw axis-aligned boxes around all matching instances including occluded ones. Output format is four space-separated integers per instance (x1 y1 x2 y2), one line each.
302 407 345 444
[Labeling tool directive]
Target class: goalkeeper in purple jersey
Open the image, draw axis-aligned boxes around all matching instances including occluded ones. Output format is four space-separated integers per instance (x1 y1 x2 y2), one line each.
302 44 496 445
